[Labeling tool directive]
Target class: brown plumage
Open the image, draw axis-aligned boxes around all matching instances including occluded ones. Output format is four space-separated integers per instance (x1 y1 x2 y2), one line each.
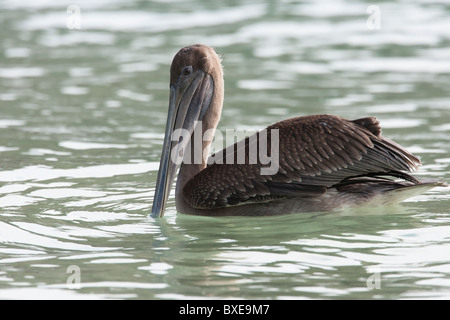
150 44 445 217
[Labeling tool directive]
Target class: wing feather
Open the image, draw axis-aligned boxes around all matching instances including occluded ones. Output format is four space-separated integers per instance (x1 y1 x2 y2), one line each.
182 115 421 209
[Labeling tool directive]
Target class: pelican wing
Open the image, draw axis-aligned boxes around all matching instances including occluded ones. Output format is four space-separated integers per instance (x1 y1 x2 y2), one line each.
182 115 421 209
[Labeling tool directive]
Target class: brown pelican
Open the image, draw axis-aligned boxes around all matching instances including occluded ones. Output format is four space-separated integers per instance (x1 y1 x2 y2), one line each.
151 44 445 217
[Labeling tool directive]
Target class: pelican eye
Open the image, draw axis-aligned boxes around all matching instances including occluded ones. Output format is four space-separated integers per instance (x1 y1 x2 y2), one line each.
182 66 193 76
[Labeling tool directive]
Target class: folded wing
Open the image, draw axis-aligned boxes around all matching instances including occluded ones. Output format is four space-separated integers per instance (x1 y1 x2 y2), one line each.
182 115 421 209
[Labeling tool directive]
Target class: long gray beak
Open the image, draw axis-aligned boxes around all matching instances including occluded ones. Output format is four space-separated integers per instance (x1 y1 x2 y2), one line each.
150 70 213 218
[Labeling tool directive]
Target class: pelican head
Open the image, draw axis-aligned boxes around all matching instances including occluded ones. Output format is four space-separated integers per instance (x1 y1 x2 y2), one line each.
151 44 223 218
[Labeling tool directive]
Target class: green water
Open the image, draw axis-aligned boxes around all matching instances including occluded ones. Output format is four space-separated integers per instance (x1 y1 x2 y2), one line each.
0 0 449 299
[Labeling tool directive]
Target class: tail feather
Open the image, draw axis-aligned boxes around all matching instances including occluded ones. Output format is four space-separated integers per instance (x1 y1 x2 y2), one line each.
336 177 447 205
378 181 446 205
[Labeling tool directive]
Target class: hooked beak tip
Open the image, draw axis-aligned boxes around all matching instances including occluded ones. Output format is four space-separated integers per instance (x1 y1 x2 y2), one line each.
150 198 166 218
149 212 161 219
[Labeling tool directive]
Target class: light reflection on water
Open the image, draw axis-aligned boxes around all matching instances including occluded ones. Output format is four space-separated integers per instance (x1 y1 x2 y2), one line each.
0 0 450 299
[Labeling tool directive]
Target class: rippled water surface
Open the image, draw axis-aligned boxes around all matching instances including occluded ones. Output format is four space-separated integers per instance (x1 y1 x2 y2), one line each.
1 0 449 299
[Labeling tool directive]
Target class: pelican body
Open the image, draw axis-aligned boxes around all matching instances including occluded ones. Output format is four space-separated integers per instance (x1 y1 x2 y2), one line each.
151 44 444 217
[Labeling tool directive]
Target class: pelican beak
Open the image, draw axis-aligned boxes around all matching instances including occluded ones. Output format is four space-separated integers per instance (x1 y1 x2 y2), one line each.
150 70 213 218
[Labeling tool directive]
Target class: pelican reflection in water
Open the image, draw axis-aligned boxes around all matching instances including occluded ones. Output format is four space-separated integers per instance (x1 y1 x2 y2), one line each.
151 44 445 217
